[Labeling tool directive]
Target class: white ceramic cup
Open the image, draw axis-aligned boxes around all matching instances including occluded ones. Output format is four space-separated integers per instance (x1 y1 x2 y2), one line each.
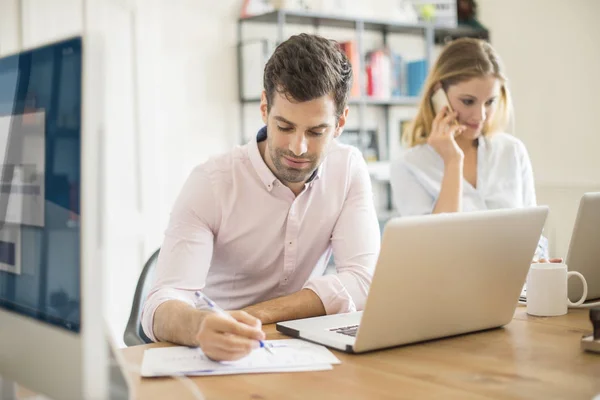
526 263 588 316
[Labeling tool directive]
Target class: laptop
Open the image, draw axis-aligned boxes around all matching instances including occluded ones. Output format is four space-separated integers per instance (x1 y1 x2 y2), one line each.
276 207 549 353
566 192 600 303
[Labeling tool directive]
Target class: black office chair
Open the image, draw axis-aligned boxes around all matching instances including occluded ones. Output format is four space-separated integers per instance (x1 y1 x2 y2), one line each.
123 248 161 346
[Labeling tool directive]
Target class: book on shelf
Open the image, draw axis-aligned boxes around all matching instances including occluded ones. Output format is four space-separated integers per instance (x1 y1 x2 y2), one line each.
363 48 426 100
338 40 361 99
406 59 427 97
240 37 427 102
390 53 405 98
365 49 392 99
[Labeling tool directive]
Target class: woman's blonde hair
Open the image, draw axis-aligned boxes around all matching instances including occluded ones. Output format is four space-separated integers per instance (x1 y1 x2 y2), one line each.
403 38 513 148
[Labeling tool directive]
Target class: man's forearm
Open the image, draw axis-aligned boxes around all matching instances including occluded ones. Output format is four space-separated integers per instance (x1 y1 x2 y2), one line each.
433 160 463 214
242 289 326 324
152 300 207 346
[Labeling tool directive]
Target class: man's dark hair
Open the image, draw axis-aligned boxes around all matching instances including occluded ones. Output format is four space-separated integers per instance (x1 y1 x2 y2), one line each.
263 33 352 118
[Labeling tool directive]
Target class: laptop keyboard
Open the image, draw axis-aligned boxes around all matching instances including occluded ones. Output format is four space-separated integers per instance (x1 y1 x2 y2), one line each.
329 324 359 337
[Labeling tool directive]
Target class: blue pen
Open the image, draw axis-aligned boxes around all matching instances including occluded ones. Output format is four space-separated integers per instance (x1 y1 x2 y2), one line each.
194 291 275 354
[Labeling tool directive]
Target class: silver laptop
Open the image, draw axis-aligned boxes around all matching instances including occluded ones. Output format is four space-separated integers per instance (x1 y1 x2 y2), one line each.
566 192 600 302
276 207 549 353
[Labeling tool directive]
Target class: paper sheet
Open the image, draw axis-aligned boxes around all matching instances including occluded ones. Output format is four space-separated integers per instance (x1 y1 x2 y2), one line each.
141 339 341 377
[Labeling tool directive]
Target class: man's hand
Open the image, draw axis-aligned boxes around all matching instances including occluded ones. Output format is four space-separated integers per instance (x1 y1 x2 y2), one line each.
196 310 266 361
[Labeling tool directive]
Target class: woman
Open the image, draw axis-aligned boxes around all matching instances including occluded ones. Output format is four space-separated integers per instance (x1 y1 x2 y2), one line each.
390 38 550 259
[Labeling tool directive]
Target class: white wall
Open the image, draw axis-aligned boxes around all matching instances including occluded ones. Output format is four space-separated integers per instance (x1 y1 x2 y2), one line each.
477 0 600 257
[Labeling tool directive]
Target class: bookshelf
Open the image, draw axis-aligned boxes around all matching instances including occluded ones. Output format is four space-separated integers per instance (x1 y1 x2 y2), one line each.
236 8 489 217
238 10 488 39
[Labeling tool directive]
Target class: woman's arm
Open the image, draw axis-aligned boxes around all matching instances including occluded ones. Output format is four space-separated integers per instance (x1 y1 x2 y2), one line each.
432 159 464 214
427 106 466 214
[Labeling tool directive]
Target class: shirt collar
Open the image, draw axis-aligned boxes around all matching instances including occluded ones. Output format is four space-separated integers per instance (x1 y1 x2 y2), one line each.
247 126 323 192
477 135 487 152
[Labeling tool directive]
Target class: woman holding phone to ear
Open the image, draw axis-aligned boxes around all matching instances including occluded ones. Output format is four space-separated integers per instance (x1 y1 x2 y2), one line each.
390 38 549 260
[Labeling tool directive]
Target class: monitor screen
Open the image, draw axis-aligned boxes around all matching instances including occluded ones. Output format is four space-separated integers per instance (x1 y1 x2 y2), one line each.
0 37 82 332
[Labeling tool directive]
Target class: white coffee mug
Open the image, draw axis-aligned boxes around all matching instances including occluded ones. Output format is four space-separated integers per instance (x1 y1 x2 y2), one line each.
526 263 588 317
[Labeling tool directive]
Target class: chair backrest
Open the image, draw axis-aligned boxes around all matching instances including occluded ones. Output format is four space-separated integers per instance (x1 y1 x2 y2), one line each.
123 248 161 346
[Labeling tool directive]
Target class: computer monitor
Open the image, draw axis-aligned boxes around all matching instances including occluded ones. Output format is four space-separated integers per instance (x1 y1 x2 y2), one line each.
0 36 112 399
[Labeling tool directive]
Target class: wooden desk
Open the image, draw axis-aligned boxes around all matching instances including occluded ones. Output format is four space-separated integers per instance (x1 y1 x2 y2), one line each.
121 307 600 400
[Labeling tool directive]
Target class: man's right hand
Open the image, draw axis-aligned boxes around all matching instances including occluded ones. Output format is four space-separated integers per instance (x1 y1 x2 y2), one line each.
196 310 266 361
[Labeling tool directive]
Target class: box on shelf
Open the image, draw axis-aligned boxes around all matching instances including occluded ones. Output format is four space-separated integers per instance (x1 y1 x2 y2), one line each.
407 0 458 27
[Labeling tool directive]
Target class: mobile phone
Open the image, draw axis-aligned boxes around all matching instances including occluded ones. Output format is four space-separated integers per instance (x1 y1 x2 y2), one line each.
431 87 452 115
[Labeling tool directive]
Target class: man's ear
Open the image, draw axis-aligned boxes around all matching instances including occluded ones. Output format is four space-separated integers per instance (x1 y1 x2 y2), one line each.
334 106 349 138
260 91 268 125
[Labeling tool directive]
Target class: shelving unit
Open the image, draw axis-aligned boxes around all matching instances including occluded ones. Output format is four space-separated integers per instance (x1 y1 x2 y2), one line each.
237 10 433 150
236 8 489 217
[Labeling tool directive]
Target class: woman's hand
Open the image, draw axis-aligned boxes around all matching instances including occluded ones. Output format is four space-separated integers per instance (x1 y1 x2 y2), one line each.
428 106 466 165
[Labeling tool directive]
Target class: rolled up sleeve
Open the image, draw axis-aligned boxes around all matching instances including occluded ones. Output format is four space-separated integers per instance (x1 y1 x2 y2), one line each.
303 151 380 314
141 166 219 341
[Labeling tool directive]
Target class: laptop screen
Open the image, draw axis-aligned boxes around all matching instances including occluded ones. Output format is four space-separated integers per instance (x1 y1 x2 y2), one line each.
0 37 82 333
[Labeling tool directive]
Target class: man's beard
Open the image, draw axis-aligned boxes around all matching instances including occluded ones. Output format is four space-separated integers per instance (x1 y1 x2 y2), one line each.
269 145 317 184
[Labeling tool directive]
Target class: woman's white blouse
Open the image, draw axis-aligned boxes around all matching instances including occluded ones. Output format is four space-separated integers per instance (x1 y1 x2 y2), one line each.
390 132 548 258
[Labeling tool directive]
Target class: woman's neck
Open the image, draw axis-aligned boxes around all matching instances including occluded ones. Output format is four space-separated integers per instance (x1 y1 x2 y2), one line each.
455 135 478 154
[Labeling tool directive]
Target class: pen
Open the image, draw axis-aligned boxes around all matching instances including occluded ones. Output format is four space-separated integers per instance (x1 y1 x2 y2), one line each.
194 291 275 354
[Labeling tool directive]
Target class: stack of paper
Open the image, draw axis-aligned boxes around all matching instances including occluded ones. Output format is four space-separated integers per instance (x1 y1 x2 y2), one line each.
141 339 341 377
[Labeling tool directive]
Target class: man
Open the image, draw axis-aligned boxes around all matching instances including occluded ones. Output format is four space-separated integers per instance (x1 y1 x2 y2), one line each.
142 33 380 361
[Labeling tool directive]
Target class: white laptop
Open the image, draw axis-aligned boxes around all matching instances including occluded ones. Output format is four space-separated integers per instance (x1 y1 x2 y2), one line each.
276 207 549 353
566 192 600 303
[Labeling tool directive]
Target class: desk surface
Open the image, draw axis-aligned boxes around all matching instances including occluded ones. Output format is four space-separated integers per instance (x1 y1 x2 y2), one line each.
121 307 600 400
